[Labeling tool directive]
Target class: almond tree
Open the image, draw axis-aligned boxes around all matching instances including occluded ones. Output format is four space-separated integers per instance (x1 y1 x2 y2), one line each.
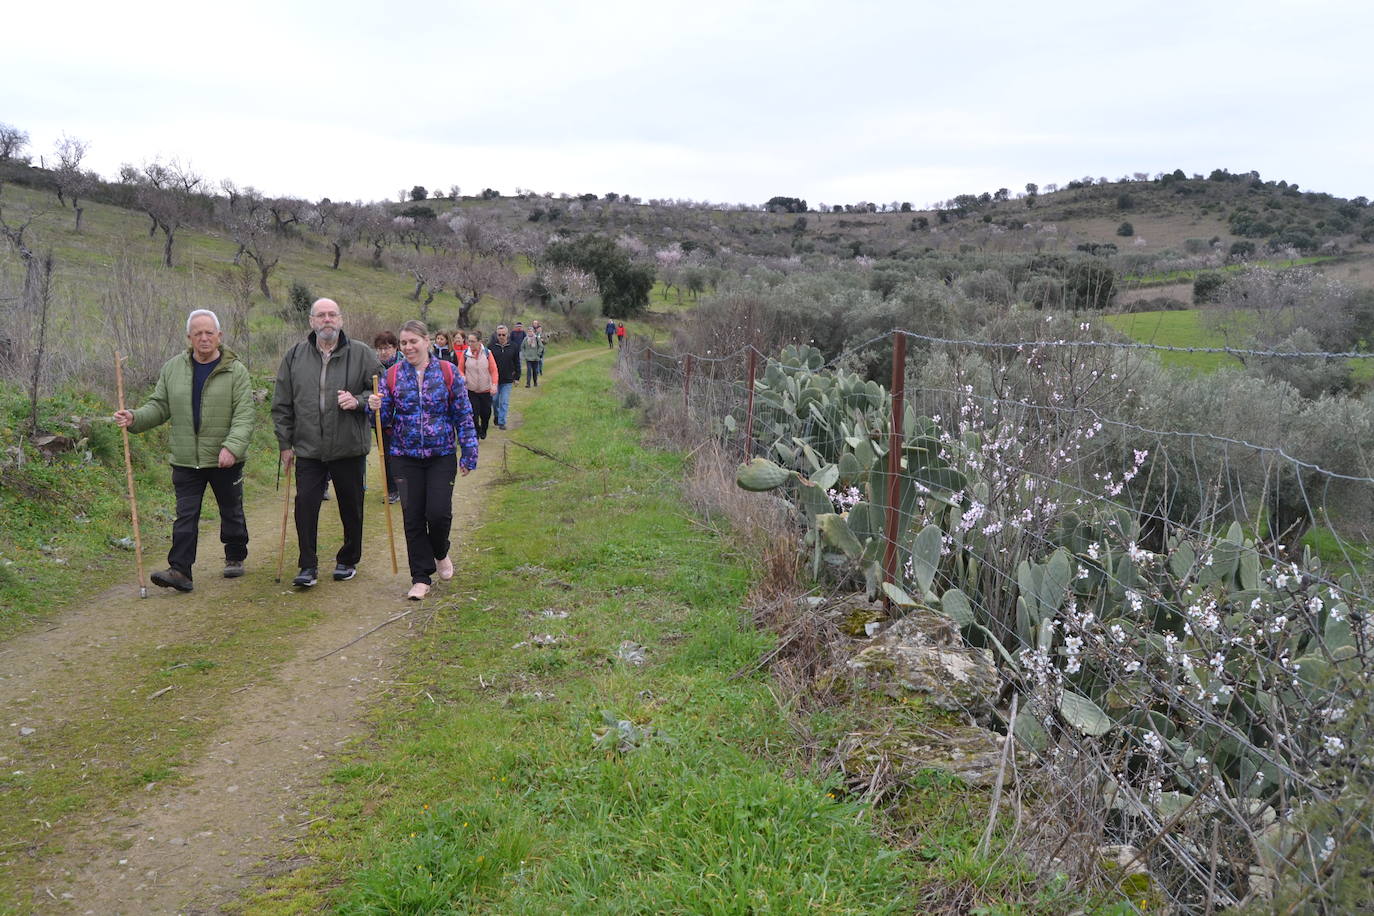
121 159 202 266
218 187 280 299
53 135 98 231
0 122 29 161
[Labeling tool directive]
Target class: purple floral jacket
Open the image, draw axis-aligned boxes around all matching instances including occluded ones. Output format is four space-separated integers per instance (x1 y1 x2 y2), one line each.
378 359 479 470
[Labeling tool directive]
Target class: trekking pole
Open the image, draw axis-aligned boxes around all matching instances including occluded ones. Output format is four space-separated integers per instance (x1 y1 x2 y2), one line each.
373 376 399 575
275 455 292 583
114 352 148 599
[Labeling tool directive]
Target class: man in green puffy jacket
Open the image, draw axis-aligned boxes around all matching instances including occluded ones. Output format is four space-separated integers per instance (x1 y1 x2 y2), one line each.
271 298 382 588
114 309 255 592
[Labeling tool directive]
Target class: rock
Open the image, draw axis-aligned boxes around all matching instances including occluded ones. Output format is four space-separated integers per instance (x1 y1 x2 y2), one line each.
846 607 1000 717
846 723 1008 788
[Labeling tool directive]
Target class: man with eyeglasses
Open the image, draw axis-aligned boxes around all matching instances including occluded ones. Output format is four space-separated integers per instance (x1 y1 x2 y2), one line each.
488 324 521 430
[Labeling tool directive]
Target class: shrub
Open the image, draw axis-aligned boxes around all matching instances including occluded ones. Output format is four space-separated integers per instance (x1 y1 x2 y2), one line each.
287 281 314 324
1116 221 1134 237
1192 271 1226 304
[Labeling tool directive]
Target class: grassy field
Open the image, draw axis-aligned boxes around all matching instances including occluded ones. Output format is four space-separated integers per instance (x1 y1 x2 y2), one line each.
1120 255 1338 289
1105 306 1374 382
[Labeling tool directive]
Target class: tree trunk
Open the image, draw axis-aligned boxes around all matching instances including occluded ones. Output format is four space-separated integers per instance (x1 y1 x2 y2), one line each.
147 213 158 238
331 243 341 270
232 243 245 266
73 206 83 233
162 225 176 267
26 254 54 434
410 278 423 301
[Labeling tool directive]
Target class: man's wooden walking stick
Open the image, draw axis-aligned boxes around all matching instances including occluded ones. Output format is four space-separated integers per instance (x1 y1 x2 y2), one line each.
275 455 292 583
114 352 148 598
373 376 398 574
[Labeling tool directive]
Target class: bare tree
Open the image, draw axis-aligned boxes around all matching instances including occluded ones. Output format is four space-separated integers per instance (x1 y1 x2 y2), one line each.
52 135 98 230
358 204 392 266
122 159 203 266
218 188 280 299
309 200 361 269
452 253 515 329
0 122 29 161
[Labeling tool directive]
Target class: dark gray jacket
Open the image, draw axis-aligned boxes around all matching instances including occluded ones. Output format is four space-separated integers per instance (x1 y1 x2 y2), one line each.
271 330 382 460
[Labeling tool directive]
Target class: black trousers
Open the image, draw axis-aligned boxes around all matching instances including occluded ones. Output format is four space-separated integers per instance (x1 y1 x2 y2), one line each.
169 463 248 578
393 452 456 584
525 359 541 386
294 454 366 570
468 391 492 439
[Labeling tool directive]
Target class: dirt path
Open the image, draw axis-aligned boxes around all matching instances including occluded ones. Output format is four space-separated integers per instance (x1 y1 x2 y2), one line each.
1 347 610 914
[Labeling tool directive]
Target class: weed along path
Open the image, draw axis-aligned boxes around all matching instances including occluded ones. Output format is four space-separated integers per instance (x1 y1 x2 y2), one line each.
0 346 606 914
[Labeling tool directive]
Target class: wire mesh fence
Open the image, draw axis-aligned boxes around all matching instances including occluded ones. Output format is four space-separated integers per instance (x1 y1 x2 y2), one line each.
621 328 1374 914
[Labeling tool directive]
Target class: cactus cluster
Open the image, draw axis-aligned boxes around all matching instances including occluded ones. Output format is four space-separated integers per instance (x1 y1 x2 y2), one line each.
735 345 1373 903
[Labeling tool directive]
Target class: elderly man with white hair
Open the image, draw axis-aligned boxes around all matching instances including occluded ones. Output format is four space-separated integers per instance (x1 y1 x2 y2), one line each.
114 308 256 592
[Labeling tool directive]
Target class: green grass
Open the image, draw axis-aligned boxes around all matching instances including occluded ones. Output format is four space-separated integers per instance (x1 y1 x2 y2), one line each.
1102 309 1239 372
1121 255 1337 288
241 356 1104 915
243 358 925 913
1105 308 1374 383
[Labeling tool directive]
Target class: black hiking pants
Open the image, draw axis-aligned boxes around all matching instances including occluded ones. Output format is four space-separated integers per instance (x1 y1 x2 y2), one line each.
169 463 249 579
393 452 457 585
293 454 366 570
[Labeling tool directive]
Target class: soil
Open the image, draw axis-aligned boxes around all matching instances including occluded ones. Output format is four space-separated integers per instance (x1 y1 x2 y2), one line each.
0 349 605 914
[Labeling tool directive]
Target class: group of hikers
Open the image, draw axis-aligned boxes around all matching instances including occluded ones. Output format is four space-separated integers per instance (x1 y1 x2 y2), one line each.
114 299 553 601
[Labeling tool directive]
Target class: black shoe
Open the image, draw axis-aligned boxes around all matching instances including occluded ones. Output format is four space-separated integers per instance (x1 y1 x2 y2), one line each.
333 564 357 581
293 568 318 588
151 568 194 592
223 560 245 579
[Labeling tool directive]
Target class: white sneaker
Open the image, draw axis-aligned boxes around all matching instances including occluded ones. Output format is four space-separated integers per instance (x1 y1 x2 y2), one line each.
436 556 454 580
407 582 430 601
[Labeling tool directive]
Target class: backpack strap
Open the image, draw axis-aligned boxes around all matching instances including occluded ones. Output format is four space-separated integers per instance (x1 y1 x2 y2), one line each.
439 359 455 393
386 362 400 394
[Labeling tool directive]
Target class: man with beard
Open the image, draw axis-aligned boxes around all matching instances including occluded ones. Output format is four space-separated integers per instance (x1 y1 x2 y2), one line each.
271 298 382 587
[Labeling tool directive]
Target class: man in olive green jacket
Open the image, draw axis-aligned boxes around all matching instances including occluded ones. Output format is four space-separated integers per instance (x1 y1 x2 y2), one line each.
271 298 382 588
115 309 255 592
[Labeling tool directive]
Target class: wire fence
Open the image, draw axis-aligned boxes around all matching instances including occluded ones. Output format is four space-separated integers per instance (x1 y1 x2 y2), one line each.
621 329 1374 914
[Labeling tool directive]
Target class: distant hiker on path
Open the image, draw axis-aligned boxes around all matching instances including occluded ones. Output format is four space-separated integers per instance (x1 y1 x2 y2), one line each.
432 331 454 364
458 331 497 439
605 319 616 348
114 309 254 593
522 322 545 387
488 324 521 430
373 331 401 502
271 298 382 588
369 320 478 600
616 321 626 348
530 320 545 378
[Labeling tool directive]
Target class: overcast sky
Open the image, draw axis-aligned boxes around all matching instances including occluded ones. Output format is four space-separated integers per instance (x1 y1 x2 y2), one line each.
6 0 1372 207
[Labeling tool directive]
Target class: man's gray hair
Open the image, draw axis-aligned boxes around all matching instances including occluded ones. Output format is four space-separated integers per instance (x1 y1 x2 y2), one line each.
186 309 221 333
496 324 508 332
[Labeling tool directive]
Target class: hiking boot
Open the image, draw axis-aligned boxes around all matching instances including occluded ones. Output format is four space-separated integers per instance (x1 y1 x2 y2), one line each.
333 564 357 581
293 568 318 588
407 582 430 601
151 568 194 593
223 560 245 579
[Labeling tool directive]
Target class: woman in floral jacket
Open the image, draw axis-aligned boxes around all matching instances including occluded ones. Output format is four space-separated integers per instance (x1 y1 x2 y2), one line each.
369 320 479 599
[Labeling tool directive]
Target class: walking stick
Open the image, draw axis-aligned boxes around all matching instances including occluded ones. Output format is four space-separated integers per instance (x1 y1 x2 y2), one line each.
373 376 399 575
114 352 148 598
275 454 292 583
